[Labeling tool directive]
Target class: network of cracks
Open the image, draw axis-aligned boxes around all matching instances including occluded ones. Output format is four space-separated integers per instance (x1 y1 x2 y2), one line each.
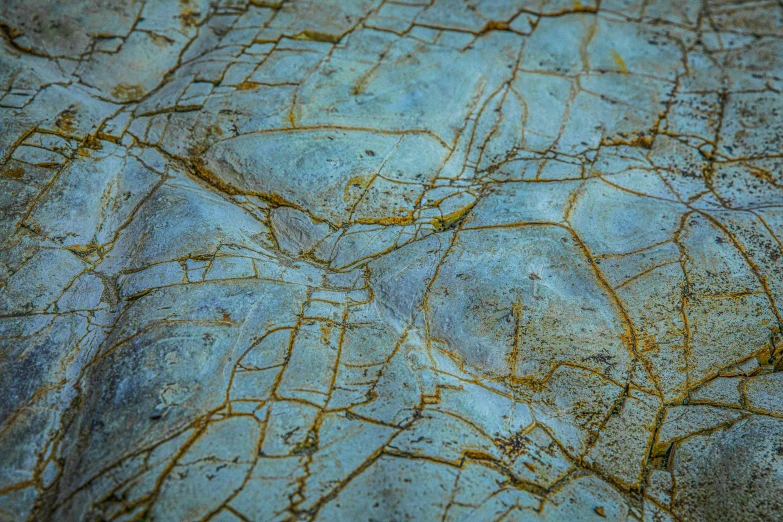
1 0 783 520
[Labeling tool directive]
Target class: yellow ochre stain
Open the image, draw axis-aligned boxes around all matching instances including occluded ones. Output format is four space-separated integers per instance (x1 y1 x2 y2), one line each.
611 49 628 74
343 175 372 202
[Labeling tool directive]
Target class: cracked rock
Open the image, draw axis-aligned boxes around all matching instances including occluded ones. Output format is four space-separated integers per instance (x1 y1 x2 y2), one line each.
2 0 783 520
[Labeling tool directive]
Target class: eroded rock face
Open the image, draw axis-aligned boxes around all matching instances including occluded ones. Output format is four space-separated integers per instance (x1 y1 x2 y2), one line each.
1 1 782 521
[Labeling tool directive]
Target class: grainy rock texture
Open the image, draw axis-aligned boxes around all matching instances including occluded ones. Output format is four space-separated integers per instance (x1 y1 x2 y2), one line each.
1 0 783 520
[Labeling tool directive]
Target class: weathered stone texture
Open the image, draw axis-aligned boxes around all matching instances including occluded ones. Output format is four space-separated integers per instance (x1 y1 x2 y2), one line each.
1 0 783 520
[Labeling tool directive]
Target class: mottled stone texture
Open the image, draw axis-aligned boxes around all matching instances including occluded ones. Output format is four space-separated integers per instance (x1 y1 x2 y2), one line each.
1 0 782 520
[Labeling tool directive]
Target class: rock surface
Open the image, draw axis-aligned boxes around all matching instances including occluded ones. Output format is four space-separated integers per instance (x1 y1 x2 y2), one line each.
1 0 783 520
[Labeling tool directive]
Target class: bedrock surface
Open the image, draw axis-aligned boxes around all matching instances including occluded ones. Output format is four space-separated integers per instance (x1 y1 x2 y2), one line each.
2 0 783 520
